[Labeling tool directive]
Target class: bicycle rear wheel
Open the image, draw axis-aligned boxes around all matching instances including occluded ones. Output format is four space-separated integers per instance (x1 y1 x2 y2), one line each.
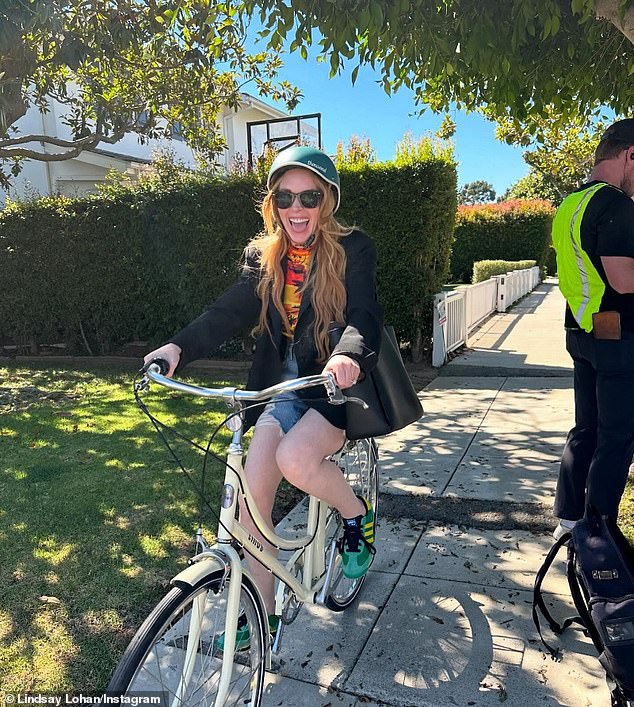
107 569 266 707
325 437 379 611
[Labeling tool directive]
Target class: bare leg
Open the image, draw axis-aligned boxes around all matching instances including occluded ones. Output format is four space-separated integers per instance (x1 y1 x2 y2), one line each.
239 411 364 615
275 409 365 519
239 424 283 615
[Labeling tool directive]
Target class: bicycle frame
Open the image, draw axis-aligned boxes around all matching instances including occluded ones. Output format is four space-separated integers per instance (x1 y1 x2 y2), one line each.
142 368 353 706
209 424 338 602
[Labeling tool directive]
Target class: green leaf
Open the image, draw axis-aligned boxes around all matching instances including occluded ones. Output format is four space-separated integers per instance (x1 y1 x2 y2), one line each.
369 2 384 29
358 9 371 32
329 51 340 76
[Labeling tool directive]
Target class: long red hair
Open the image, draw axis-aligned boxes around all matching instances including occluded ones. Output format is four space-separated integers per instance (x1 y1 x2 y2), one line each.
249 170 353 361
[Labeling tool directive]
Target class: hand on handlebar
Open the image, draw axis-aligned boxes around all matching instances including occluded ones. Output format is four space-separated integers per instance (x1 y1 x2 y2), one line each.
143 343 182 378
322 354 361 389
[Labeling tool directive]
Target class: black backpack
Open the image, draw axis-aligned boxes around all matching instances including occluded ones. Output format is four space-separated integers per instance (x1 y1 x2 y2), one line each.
533 509 634 707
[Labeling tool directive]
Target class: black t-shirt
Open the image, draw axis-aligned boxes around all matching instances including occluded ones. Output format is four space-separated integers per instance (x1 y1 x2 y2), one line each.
564 181 634 330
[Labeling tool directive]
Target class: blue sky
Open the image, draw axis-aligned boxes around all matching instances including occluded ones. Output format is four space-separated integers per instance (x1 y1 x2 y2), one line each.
269 50 529 197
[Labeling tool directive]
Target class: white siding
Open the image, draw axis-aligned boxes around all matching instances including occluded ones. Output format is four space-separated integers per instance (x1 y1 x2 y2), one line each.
2 93 289 205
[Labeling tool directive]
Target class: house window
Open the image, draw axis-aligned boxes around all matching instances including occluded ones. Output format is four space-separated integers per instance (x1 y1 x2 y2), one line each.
169 121 185 142
136 110 150 128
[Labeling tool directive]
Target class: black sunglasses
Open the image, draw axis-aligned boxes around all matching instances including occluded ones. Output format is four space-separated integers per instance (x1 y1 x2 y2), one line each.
272 189 323 209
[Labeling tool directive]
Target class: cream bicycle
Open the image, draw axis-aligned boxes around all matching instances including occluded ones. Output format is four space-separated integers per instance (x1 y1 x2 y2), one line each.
107 361 379 707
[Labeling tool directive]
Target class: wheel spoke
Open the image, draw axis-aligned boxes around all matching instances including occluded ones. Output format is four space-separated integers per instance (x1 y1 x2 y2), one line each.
325 438 379 610
108 572 266 707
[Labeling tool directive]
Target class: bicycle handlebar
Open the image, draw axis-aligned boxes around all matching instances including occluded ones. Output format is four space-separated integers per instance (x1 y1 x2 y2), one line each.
146 357 170 376
139 361 358 408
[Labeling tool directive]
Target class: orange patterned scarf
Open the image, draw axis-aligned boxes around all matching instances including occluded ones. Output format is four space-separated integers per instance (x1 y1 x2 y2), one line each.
283 243 314 337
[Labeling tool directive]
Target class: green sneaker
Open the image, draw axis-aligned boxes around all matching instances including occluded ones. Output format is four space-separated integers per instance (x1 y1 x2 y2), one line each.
340 497 376 579
214 613 280 653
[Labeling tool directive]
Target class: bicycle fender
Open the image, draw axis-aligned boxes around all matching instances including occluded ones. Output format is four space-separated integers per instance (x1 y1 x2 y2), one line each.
171 555 229 589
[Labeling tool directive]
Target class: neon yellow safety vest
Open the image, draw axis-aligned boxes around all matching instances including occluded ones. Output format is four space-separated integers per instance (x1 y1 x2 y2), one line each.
552 182 610 332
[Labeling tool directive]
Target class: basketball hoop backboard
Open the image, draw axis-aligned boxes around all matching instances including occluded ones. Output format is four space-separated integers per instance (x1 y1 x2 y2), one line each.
247 113 322 166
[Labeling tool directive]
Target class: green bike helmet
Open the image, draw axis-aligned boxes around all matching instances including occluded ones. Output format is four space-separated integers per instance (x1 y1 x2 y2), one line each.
267 145 341 212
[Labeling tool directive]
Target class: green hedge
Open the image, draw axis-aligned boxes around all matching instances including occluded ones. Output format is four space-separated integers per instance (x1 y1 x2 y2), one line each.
472 259 537 283
339 160 456 355
450 200 554 283
0 179 261 354
0 156 456 359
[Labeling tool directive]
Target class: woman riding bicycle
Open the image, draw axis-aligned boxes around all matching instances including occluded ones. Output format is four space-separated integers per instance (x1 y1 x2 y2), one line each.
144 145 383 638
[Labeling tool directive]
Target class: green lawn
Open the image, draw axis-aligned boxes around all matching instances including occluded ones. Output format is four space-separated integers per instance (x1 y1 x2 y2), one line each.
0 363 240 696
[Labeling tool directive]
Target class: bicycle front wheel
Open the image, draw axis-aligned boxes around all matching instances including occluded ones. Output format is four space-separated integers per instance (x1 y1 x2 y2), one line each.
325 437 379 611
107 569 267 707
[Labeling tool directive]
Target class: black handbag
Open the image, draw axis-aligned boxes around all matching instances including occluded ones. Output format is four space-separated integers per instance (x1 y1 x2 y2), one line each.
329 324 424 440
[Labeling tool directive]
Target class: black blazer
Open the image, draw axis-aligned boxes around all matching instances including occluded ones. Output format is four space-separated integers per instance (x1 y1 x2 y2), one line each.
170 229 383 429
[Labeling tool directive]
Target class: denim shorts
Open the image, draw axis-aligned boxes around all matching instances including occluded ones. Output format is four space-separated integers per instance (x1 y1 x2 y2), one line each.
256 391 309 434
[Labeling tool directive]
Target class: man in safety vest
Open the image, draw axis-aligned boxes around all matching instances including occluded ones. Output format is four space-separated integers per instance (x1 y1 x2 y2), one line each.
552 118 634 539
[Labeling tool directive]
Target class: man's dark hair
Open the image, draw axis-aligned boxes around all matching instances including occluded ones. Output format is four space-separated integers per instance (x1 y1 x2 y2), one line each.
595 118 634 164
595 139 633 165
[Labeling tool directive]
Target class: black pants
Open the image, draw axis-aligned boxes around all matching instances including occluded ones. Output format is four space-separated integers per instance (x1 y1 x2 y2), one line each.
555 329 634 520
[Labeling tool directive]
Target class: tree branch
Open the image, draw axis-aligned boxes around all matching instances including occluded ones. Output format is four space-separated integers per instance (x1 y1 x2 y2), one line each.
2 133 94 149
528 160 567 199
1 145 87 161
0 129 128 161
0 84 28 134
595 0 634 44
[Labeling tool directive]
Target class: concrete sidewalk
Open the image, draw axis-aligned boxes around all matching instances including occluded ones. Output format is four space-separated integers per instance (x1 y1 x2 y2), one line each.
264 278 612 707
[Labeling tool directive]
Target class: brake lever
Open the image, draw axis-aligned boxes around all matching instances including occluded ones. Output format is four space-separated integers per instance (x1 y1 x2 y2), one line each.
324 373 369 409
135 374 151 394
343 395 369 410
324 372 345 404
135 361 165 394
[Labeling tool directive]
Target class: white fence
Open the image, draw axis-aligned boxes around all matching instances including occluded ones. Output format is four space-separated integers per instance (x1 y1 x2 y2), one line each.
432 266 541 367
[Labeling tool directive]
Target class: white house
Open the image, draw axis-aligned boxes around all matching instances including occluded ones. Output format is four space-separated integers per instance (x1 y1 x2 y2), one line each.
1 93 320 205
